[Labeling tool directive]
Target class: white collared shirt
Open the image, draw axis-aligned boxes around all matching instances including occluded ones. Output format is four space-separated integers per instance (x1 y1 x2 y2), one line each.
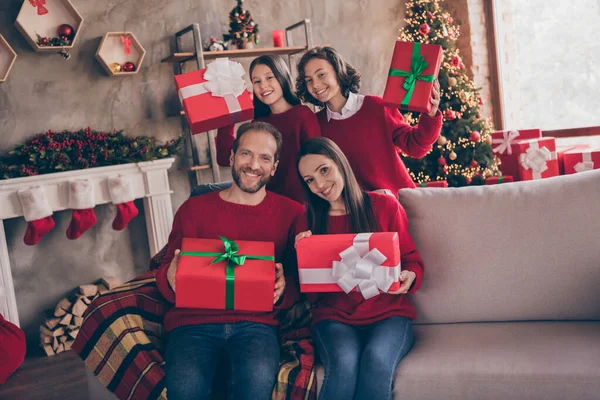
325 92 365 121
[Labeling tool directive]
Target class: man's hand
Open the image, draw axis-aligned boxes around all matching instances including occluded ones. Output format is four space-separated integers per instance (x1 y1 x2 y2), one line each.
387 270 416 295
167 249 180 292
294 230 312 248
274 263 286 304
427 80 441 117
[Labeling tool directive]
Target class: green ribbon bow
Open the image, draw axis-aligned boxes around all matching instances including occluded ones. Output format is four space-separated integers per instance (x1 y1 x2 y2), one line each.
180 236 275 310
388 42 436 109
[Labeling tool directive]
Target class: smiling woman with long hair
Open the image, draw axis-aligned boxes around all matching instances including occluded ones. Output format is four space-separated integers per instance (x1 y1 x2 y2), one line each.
200 54 321 204
295 137 425 400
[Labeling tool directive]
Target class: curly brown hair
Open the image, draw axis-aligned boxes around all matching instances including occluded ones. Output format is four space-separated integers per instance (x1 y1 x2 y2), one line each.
295 46 361 107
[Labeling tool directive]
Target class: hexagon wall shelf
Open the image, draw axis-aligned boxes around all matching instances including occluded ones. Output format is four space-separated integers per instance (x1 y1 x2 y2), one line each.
96 32 146 76
0 35 17 83
14 0 84 52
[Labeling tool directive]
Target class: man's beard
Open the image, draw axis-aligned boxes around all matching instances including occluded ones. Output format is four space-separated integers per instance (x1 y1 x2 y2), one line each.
231 164 271 194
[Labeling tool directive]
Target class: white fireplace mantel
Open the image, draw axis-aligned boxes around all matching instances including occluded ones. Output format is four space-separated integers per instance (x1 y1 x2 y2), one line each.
0 158 175 326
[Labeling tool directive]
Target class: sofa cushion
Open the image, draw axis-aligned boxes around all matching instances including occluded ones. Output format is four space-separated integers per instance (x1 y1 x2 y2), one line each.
394 321 600 400
314 321 600 400
397 170 600 324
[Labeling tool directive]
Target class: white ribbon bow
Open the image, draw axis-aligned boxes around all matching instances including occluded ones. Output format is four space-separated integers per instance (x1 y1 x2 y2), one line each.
332 233 400 299
178 58 247 113
519 140 556 180
574 151 595 173
492 130 520 155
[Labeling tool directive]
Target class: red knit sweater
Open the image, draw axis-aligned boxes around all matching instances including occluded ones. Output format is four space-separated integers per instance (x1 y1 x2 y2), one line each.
301 192 424 326
317 95 442 193
156 190 305 332
216 105 321 204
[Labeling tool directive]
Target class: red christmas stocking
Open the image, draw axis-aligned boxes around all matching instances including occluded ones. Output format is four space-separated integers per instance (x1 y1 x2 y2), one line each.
17 186 55 246
66 180 97 240
108 176 138 231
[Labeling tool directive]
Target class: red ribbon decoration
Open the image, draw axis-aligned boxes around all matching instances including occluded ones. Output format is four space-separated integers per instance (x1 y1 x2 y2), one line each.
120 35 132 55
29 0 49 15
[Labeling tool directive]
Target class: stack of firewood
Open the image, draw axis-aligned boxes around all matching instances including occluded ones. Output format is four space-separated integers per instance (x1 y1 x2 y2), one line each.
39 276 120 356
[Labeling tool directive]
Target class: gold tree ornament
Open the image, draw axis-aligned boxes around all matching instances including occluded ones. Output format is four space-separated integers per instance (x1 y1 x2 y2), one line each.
437 135 447 145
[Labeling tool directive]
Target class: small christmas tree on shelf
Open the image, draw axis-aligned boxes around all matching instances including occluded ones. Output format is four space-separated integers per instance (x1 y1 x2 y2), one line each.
223 0 260 50
399 0 500 187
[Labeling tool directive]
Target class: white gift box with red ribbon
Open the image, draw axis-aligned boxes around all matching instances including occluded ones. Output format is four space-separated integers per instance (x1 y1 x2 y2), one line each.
517 137 559 180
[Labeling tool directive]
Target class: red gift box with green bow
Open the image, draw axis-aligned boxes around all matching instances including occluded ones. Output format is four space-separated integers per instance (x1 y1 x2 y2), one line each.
383 41 443 114
176 237 275 311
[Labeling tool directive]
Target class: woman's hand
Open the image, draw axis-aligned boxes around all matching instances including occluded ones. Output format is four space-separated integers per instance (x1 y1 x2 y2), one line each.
387 270 416 295
294 230 312 248
274 263 286 304
167 249 180 292
427 80 441 117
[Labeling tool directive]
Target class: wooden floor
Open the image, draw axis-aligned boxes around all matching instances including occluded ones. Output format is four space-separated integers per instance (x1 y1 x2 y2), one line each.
0 347 88 400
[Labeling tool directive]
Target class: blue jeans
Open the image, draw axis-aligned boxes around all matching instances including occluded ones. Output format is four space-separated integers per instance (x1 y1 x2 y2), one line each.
313 317 414 400
165 322 280 400
190 181 233 197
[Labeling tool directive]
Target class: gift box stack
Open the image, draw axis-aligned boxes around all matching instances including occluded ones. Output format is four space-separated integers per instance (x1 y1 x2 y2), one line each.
175 237 275 312
491 129 559 181
175 57 254 134
296 232 401 300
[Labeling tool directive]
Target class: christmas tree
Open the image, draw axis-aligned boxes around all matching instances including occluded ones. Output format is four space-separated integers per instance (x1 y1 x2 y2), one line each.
399 0 500 187
224 0 259 49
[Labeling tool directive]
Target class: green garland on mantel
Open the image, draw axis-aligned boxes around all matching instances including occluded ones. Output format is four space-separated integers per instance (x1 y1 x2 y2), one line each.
0 128 183 180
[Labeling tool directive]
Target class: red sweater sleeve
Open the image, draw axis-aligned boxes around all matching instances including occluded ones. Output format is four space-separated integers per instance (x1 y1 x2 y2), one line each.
299 107 321 142
155 210 185 304
215 124 235 167
386 106 443 159
389 201 424 294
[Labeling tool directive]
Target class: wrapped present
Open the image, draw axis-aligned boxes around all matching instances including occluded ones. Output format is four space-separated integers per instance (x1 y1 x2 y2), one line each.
383 41 443 114
556 144 591 175
176 236 275 311
485 176 514 185
491 129 542 180
175 58 254 134
517 138 559 180
563 148 600 175
296 233 401 299
419 180 448 188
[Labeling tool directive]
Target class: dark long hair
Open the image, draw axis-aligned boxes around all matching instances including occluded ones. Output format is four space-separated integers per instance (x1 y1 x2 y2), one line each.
249 55 300 118
295 46 361 107
297 137 378 234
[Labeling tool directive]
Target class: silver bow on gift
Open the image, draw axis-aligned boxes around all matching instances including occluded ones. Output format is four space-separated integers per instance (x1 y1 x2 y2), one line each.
492 130 520 155
574 151 595 173
332 233 401 299
178 58 247 113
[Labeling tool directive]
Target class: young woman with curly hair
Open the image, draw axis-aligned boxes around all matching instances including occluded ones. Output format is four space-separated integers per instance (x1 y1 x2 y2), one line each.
296 46 443 195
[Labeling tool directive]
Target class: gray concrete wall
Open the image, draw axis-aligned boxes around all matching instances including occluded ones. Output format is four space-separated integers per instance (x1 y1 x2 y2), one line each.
0 0 404 341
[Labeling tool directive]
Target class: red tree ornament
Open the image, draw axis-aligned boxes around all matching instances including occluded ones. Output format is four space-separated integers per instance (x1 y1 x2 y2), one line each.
438 156 447 166
57 24 75 40
469 131 481 142
122 62 136 72
418 23 431 35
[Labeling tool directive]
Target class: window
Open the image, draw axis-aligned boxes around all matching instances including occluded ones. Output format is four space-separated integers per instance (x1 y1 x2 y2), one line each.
492 0 600 130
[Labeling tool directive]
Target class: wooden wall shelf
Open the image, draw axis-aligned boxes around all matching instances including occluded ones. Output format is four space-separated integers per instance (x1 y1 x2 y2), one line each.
96 32 146 76
0 35 17 83
14 0 84 52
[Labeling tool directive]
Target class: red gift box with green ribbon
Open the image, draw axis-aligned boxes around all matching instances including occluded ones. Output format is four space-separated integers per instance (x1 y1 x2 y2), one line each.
383 41 443 114
176 237 275 311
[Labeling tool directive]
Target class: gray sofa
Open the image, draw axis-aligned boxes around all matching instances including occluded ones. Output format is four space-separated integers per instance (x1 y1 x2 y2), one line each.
316 169 600 400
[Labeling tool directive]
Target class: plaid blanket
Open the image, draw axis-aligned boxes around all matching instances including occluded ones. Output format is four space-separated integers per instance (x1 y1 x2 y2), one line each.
73 268 316 399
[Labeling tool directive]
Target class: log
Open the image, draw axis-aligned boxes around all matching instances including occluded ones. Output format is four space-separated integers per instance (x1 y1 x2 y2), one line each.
54 304 68 317
40 334 53 344
57 297 73 311
79 284 98 297
40 325 66 338
68 329 79 340
100 276 120 290
59 313 73 326
71 299 87 317
64 340 74 351
42 344 55 357
73 316 84 326
45 317 61 330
